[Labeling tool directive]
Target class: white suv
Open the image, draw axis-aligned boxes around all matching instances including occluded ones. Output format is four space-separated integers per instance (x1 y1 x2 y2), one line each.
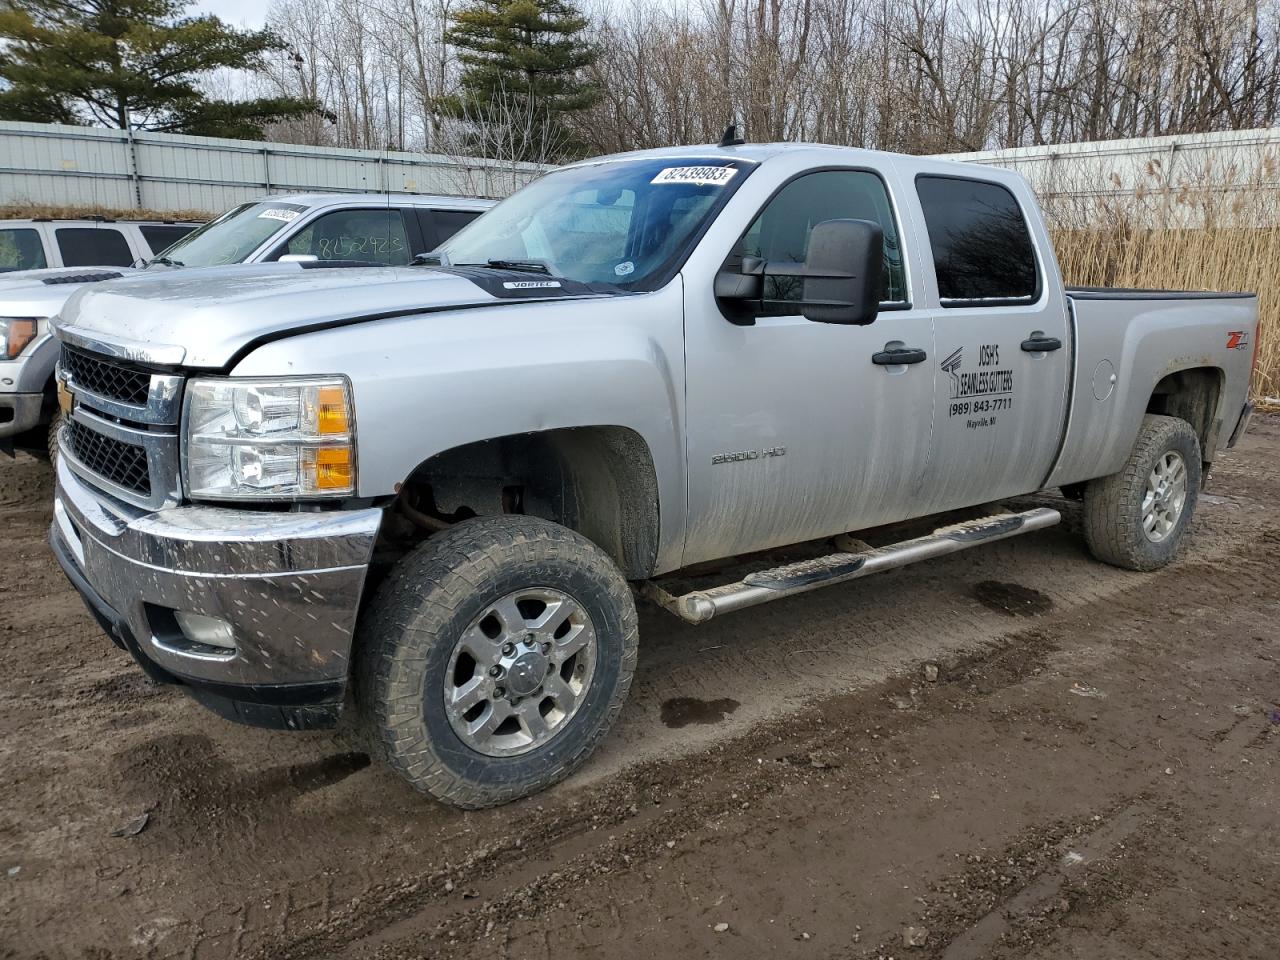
0 218 201 272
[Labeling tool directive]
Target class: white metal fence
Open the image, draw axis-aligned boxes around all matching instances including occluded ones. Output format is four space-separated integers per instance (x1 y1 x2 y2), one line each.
6 120 1278 217
0 121 549 212
941 127 1280 203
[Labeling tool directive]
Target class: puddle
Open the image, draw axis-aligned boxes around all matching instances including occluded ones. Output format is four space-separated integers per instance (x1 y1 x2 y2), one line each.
660 697 741 729
973 580 1054 617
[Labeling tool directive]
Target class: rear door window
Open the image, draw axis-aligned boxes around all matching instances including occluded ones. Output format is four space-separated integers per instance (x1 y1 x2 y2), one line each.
0 228 47 271
55 227 134 267
278 209 412 264
139 224 198 256
915 176 1038 304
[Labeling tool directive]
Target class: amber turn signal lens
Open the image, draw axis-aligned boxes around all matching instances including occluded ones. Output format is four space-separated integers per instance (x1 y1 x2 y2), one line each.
316 385 350 435
313 446 353 490
4 319 37 359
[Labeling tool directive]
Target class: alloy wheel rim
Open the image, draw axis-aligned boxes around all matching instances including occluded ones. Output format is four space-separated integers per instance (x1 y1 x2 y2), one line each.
443 587 597 757
1141 450 1188 543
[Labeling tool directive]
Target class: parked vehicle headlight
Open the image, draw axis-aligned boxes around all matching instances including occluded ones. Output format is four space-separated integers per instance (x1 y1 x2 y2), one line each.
0 317 40 359
183 377 356 500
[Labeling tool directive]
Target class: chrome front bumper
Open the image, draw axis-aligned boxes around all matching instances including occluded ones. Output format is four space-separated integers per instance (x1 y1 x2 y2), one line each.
52 455 383 698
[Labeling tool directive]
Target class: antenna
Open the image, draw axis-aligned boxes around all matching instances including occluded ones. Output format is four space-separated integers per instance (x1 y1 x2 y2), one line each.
718 122 746 147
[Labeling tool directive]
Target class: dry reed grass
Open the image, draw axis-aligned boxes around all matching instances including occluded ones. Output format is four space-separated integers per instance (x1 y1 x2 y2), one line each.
0 202 210 223
1043 153 1279 402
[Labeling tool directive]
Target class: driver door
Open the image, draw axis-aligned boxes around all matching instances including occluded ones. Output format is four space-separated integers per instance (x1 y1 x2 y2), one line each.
682 167 937 566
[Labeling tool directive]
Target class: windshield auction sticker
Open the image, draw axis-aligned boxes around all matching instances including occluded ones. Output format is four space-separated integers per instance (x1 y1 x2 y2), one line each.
650 166 738 186
257 208 301 222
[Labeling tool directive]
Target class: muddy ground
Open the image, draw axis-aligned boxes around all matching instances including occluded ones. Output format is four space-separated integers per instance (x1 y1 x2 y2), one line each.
3 417 1280 960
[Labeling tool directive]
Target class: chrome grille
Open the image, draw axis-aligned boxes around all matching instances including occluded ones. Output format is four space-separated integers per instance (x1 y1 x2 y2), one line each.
62 345 152 406
65 419 151 497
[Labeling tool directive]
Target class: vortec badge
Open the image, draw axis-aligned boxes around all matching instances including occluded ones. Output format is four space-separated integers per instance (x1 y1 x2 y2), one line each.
502 280 562 290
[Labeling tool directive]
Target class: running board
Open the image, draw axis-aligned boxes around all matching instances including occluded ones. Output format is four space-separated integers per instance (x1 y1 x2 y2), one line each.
640 507 1061 624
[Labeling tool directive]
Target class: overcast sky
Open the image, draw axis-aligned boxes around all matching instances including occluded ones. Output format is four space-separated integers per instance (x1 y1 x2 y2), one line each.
192 0 268 29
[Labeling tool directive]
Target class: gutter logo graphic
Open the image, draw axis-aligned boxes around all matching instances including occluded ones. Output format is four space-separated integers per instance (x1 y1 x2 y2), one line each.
940 347 963 398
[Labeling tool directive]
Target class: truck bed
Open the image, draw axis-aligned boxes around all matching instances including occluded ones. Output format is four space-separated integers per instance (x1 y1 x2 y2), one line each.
1066 286 1256 301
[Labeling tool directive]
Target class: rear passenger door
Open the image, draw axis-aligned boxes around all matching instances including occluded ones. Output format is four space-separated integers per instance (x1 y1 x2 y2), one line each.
912 174 1071 512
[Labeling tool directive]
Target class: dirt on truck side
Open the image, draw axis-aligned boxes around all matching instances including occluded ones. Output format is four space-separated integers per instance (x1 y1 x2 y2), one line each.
3 416 1280 960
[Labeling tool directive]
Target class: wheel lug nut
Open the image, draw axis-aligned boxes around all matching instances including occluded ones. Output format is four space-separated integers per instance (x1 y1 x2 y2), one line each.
494 686 506 699
489 665 503 678
501 642 515 656
541 641 551 654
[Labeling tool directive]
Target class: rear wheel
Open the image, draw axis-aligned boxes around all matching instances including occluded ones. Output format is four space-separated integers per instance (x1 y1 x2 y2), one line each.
357 515 638 808
1083 414 1200 571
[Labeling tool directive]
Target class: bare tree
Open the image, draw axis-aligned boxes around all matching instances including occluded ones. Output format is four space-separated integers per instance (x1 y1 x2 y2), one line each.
253 0 1280 157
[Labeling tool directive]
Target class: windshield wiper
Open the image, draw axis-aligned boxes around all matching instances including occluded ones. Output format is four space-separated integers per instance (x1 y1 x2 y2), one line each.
148 256 184 267
479 258 553 275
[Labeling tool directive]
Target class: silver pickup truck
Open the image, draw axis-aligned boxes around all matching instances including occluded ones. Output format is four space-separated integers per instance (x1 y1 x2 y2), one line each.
0 192 491 452
49 141 1257 808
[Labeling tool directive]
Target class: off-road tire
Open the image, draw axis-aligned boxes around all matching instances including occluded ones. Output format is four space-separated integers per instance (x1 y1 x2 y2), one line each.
1083 414 1201 571
47 412 63 468
356 515 638 808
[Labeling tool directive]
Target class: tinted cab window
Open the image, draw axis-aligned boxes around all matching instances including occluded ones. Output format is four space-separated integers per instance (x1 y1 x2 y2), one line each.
56 227 134 267
0 228 47 272
915 176 1038 303
426 209 482 248
736 170 908 315
278 209 411 264
140 224 198 256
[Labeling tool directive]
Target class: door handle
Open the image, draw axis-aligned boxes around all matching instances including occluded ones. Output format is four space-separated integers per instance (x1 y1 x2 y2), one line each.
1021 334 1062 353
872 346 927 366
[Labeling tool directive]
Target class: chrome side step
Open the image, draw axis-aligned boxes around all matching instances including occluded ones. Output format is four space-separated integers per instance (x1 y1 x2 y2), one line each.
640 506 1062 624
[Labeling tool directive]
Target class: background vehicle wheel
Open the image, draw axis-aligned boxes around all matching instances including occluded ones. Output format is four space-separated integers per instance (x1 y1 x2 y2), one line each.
357 515 638 808
1082 414 1201 571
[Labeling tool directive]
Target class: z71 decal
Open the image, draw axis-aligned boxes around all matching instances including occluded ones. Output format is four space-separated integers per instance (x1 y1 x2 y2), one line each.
1227 330 1250 350
941 344 1015 429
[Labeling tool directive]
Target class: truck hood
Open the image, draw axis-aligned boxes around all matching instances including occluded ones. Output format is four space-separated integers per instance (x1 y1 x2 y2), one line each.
53 262 588 368
0 265 141 318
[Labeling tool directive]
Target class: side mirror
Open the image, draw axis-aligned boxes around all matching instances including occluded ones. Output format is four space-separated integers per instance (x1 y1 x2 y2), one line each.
800 218 883 325
713 219 883 326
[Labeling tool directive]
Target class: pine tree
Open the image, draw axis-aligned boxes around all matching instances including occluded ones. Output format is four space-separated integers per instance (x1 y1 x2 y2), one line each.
442 0 599 160
0 0 317 139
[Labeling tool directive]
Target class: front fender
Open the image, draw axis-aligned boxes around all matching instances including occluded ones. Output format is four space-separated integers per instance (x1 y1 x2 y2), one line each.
232 282 689 573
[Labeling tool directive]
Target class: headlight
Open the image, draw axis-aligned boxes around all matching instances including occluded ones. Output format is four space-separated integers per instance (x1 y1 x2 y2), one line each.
0 317 40 359
182 377 356 500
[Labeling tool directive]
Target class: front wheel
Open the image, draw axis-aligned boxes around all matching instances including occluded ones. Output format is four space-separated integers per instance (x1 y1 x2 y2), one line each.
1082 414 1201 571
356 515 638 808
47 411 63 468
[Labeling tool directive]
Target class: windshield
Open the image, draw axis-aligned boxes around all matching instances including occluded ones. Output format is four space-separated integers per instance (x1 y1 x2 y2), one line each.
438 157 755 290
150 201 309 267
